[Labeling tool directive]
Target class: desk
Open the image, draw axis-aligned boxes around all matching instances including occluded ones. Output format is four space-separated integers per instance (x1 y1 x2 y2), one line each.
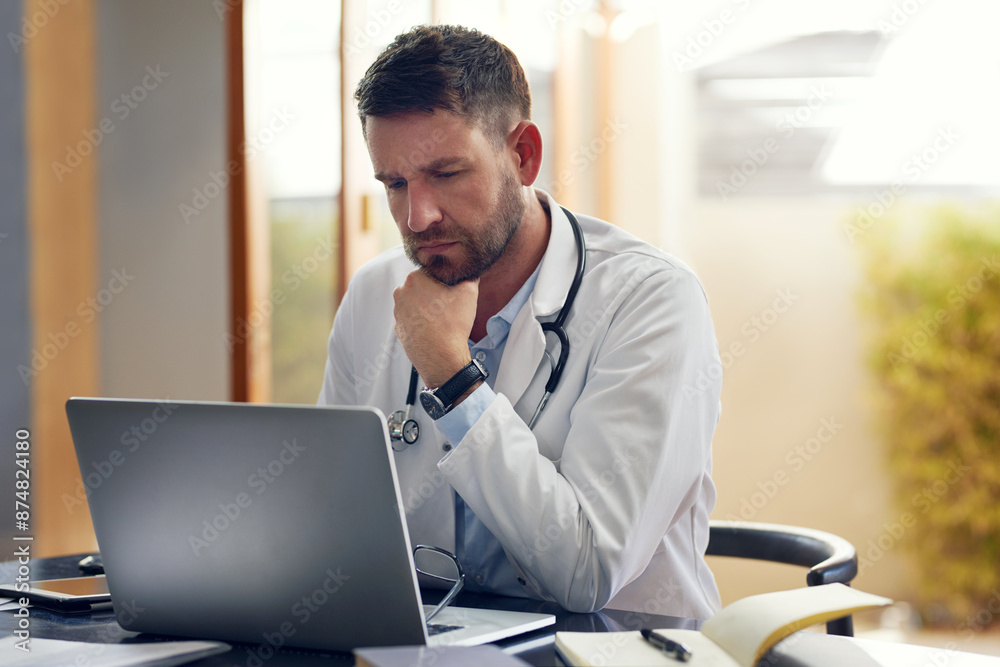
0 554 698 666
8 556 1000 667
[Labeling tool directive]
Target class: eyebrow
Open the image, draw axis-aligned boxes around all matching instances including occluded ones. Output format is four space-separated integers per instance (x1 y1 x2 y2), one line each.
374 157 470 183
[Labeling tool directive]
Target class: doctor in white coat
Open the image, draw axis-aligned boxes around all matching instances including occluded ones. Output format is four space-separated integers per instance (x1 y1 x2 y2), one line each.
319 25 722 619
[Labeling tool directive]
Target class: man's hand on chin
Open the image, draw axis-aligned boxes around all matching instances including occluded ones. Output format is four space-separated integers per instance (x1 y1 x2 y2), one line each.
393 269 479 388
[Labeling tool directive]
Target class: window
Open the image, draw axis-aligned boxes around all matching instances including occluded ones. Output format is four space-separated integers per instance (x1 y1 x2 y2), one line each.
245 0 341 403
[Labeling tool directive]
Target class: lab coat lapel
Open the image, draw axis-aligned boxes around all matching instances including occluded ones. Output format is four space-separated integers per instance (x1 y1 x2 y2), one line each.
494 301 546 407
493 193 579 408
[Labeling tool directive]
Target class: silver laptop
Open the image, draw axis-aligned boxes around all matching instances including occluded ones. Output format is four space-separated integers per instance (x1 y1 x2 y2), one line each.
65 398 554 653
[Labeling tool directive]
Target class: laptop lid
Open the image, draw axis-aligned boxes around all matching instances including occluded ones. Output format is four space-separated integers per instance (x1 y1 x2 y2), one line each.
66 398 434 652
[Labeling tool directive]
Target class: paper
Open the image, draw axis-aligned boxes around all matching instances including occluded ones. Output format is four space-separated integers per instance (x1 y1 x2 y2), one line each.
0 636 230 667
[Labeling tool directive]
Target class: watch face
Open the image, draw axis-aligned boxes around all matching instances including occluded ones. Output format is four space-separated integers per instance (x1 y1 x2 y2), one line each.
420 390 446 420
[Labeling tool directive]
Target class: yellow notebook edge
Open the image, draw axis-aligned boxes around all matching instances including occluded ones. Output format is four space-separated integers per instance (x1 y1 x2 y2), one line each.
702 584 894 666
748 600 891 665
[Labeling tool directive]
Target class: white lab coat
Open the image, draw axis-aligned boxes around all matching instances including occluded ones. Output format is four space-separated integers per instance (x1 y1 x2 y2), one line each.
319 191 722 618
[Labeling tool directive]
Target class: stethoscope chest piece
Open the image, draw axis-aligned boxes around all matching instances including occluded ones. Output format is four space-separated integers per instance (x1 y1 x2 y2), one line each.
388 409 420 450
389 366 422 450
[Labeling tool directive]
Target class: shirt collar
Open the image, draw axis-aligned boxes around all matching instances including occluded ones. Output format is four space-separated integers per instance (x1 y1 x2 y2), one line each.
481 259 542 346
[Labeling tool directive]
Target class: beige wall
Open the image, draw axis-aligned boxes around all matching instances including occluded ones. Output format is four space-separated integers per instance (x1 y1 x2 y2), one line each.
97 0 229 402
682 198 915 606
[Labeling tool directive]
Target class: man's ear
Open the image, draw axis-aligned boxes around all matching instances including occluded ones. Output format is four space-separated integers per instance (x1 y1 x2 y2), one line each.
508 121 543 186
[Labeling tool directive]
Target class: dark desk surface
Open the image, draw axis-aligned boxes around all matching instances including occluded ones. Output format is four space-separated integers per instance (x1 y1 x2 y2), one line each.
0 554 699 666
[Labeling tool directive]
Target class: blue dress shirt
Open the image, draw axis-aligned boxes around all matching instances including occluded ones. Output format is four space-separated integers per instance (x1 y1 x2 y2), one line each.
434 263 541 596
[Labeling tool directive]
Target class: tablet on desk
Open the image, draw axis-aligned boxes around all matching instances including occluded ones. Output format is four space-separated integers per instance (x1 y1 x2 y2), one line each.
0 575 112 613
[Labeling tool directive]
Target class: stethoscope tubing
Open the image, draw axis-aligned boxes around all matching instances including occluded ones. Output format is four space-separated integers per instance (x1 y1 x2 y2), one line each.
391 207 586 444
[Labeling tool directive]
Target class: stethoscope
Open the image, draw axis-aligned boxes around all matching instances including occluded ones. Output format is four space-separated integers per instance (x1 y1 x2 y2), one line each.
388 207 587 450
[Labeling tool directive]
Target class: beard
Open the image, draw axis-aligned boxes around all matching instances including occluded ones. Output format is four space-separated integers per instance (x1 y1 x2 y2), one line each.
403 170 525 286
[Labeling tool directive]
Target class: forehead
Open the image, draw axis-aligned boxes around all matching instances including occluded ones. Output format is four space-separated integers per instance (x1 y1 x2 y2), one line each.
365 109 492 174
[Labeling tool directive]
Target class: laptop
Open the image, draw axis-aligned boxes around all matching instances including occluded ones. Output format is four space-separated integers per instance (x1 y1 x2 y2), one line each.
65 397 554 653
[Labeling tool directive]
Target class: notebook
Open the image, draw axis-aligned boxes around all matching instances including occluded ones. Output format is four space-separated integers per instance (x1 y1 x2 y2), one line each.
64 398 554 653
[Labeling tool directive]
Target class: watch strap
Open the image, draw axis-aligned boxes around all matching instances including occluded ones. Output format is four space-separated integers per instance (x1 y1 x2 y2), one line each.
434 359 488 409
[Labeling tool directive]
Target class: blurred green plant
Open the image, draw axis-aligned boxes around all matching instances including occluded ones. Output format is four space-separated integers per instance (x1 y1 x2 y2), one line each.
858 205 1000 626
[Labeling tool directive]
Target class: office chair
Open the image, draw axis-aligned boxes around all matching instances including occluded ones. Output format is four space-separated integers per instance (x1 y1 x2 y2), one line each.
706 520 859 636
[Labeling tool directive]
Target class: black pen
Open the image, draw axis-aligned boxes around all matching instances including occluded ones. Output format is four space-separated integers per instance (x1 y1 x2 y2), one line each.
641 628 692 662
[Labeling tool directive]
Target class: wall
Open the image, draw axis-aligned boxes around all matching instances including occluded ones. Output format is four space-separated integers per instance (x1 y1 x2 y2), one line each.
97 0 229 402
683 197 914 606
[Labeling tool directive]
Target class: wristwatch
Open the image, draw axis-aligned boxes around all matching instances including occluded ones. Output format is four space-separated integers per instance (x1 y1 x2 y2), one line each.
419 359 489 420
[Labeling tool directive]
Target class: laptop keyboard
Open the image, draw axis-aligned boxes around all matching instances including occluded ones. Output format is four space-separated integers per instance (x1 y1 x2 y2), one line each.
427 623 465 636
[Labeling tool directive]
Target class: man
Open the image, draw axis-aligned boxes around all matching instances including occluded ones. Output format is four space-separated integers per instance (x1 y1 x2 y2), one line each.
319 25 722 618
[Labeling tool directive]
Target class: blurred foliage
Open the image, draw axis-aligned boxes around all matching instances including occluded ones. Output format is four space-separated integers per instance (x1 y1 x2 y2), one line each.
270 198 339 404
858 205 1000 627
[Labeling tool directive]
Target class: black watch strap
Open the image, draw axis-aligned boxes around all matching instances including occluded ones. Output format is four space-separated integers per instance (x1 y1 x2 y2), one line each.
433 359 488 409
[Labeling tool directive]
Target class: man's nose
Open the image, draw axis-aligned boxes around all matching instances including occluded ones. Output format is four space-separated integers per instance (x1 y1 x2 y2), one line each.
406 182 442 233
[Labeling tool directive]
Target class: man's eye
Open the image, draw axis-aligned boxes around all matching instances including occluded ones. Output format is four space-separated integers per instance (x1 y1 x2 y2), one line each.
387 179 406 190
436 171 458 179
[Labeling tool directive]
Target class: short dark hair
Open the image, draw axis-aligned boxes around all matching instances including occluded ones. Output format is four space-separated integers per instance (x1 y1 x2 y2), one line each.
354 25 531 147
